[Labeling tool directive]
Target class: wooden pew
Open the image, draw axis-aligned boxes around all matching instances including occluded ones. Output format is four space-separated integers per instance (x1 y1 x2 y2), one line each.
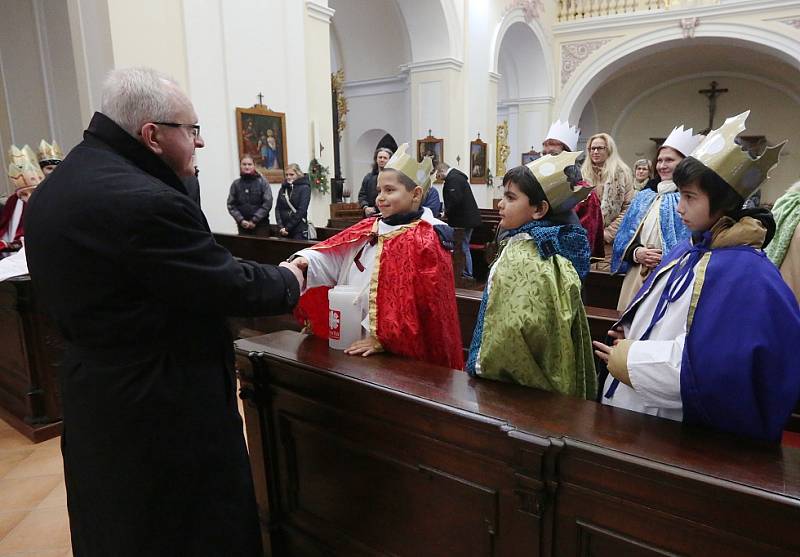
231 288 620 358
235 330 800 557
0 277 64 442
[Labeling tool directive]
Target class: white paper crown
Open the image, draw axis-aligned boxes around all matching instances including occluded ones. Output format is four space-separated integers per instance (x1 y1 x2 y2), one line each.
543 120 580 152
661 125 703 157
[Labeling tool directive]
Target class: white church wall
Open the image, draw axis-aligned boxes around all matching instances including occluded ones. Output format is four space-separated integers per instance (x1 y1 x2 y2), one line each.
106 0 189 90
343 89 409 193
182 0 332 233
38 0 85 152
0 0 53 157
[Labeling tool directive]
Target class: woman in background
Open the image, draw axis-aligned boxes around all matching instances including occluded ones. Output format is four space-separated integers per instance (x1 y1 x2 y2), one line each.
633 158 654 191
580 133 634 270
276 163 311 239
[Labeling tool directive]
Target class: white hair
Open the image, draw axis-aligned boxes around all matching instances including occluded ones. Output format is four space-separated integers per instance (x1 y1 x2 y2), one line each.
100 67 186 136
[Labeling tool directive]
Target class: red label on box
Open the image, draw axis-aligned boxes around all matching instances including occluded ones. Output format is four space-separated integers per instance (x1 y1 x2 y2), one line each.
329 309 341 340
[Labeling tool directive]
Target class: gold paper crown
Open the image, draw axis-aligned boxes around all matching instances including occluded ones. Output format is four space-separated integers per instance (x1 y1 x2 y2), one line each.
7 163 25 190
8 145 27 167
525 150 591 212
38 139 64 164
384 143 433 196
7 144 44 188
690 111 785 199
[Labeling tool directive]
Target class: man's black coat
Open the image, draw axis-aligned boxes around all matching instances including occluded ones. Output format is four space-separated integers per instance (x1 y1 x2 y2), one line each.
25 112 300 556
442 168 481 229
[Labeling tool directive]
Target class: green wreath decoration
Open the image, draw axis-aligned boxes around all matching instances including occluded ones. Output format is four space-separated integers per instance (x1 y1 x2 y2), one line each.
308 158 330 194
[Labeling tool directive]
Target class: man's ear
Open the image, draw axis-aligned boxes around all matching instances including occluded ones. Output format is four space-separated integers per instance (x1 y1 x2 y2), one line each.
531 199 550 220
139 123 164 155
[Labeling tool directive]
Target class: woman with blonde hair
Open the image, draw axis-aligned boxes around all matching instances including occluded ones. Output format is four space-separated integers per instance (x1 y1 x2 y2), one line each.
633 158 654 191
276 162 312 239
580 133 633 268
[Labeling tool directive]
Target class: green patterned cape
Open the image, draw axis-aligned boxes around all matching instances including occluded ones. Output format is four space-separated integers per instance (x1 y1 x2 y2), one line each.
468 237 597 399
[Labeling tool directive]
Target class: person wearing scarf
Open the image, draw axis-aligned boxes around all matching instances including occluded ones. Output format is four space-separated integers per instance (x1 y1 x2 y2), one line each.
611 125 701 311
594 112 800 443
766 181 800 303
466 155 596 399
291 144 463 370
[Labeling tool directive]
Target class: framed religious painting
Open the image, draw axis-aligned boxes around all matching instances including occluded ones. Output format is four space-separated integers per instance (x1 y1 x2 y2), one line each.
469 135 488 184
521 147 541 166
416 132 444 182
235 105 288 183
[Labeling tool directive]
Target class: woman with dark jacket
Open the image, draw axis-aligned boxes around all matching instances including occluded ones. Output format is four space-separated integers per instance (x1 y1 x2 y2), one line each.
276 163 312 239
227 155 272 235
357 147 392 216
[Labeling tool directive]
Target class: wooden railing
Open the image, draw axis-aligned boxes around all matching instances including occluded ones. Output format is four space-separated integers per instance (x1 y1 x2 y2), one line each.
557 0 717 21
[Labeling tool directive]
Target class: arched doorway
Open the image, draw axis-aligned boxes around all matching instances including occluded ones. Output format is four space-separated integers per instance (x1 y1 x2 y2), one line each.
493 14 552 170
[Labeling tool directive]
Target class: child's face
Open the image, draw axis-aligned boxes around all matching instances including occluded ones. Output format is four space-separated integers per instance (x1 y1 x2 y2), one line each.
240 158 255 174
677 180 720 232
498 181 546 229
376 171 421 217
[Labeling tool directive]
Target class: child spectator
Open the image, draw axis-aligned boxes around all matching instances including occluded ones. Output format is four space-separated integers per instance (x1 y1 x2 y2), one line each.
466 153 596 399
292 144 463 369
227 155 272 236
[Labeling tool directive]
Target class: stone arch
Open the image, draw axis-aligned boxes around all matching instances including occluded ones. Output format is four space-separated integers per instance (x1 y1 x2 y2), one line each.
395 0 461 63
491 10 554 168
490 10 553 99
557 23 800 124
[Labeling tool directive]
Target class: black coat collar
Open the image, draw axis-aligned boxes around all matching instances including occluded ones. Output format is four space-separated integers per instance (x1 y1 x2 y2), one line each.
84 112 187 194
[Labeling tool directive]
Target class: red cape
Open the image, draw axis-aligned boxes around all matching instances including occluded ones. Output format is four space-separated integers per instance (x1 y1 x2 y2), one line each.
0 194 25 250
574 188 604 259
295 217 464 370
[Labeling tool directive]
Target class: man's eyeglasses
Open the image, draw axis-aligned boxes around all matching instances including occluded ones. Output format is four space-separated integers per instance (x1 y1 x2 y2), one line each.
153 122 201 138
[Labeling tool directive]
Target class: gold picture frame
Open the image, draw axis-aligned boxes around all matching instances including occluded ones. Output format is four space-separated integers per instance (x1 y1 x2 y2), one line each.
235 105 288 183
416 132 444 183
469 135 488 184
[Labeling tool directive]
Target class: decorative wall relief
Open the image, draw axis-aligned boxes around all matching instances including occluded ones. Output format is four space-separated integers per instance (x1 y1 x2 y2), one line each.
504 0 545 23
560 38 614 85
779 18 800 30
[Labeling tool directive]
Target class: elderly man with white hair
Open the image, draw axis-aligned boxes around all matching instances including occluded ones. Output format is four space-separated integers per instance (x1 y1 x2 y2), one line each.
25 68 303 556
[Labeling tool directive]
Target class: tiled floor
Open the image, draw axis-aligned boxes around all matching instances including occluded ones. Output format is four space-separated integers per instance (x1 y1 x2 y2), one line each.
0 417 71 557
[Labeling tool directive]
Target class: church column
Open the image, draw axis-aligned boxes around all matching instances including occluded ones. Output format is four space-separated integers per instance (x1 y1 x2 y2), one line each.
510 97 554 162
303 0 336 227
406 58 466 176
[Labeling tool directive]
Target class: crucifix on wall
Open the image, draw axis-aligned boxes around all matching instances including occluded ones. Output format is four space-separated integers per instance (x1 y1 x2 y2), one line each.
698 81 728 133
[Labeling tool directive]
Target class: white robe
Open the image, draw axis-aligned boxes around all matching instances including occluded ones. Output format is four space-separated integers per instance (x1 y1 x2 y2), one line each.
2 200 24 244
602 249 695 421
295 207 445 333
